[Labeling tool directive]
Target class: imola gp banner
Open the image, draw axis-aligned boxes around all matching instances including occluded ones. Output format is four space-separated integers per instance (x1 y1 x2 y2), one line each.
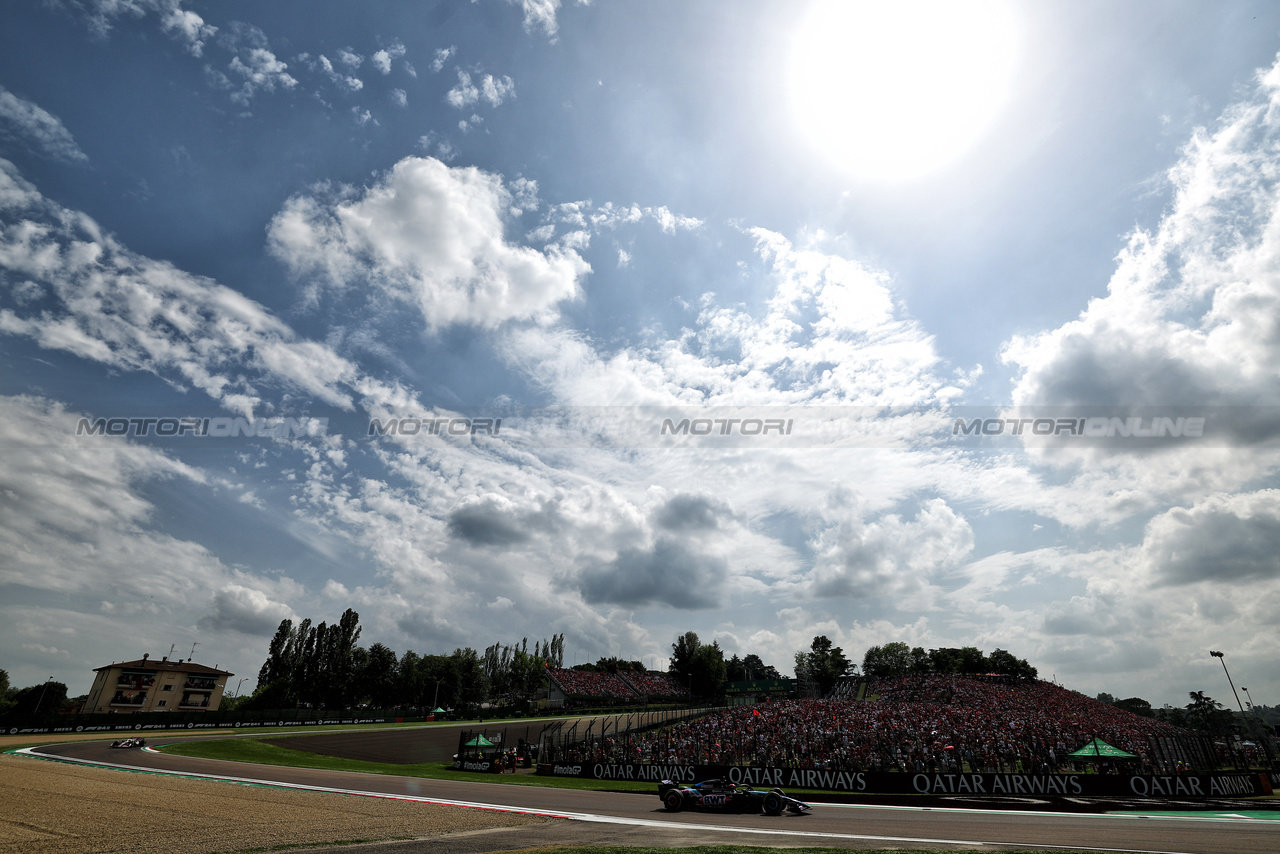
536 763 1273 799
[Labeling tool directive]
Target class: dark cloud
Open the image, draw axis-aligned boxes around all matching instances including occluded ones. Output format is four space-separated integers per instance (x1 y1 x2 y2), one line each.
447 501 532 547
1145 492 1280 585
579 537 725 609
196 587 291 636
396 611 458 646
653 494 728 532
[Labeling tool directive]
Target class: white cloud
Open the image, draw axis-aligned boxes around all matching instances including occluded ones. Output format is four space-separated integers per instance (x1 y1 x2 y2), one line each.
481 74 516 106
446 69 479 109
432 47 455 74
372 42 406 75
227 46 297 105
267 156 590 330
446 70 515 109
0 87 89 163
159 5 217 57
505 0 593 40
0 158 359 411
75 0 214 57
313 54 362 93
804 496 974 601
1003 56 1280 419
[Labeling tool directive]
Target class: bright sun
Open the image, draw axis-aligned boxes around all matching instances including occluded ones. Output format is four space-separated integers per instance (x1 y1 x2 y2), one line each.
788 0 1021 182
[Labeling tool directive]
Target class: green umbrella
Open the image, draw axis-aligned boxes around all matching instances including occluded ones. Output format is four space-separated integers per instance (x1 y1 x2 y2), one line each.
464 734 495 747
1066 738 1139 760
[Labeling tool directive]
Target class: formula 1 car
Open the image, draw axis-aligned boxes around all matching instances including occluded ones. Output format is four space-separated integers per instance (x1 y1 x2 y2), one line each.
658 778 811 815
109 737 147 749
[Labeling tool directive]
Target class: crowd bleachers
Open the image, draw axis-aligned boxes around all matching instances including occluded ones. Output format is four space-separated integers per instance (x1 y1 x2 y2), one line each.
548 675 1200 774
547 668 691 700
617 670 690 698
547 668 639 699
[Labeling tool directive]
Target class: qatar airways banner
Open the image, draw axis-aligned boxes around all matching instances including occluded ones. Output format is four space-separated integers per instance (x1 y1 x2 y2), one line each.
535 762 1272 799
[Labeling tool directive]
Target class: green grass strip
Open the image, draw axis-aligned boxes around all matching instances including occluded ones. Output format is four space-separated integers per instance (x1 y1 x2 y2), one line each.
162 736 658 793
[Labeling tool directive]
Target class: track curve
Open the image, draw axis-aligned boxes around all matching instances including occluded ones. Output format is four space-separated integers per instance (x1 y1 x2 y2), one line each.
26 735 1280 854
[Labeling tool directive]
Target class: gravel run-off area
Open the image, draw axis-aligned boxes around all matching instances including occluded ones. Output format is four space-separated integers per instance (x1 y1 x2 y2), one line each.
0 751 559 854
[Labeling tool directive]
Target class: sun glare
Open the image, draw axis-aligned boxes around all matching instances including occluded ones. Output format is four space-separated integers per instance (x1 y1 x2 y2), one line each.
788 0 1021 182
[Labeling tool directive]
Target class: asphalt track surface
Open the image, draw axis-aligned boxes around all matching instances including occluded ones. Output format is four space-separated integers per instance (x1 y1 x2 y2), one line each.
27 728 1280 854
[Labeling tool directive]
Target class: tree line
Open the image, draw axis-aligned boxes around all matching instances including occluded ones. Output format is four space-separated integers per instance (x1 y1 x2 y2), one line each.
0 670 70 716
1097 690 1279 738
861 641 1038 681
245 608 565 712
244 612 1048 710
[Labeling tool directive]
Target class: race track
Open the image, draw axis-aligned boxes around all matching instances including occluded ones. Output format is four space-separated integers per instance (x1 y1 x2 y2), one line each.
25 732 1280 854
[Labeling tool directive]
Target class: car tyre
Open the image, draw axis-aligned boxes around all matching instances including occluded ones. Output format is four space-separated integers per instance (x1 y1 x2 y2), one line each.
762 791 783 816
664 789 684 812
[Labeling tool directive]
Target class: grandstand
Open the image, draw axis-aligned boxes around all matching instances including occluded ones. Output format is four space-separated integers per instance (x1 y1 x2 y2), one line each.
545 668 688 707
542 675 1218 774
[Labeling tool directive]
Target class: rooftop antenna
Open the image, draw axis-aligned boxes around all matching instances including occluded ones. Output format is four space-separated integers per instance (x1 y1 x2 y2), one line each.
189 641 199 662
168 644 176 660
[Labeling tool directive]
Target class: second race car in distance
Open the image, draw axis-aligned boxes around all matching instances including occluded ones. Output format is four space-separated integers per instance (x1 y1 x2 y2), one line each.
658 778 812 815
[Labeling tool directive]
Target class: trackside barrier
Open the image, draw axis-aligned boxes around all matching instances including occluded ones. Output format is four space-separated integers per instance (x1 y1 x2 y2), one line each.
535 762 1274 798
3 713 411 736
536 707 723 764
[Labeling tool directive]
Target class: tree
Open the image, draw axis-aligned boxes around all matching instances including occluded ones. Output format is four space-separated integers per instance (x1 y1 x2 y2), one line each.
801 636 851 696
452 647 488 706
724 652 781 682
862 642 911 678
742 653 782 680
988 648 1036 679
397 650 424 708
8 680 68 716
669 631 701 685
1096 692 1117 705
252 609 364 709
510 646 547 706
1185 691 1235 735
1113 697 1154 718
358 643 399 708
956 646 988 674
688 642 727 699
909 646 931 675
1155 704 1188 728
928 647 963 674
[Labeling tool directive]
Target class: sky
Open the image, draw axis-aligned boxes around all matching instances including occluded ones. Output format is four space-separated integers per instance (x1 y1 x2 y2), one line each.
2 0 1279 710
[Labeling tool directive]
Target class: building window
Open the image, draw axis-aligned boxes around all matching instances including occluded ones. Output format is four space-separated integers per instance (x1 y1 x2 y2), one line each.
158 700 167 707
162 684 172 691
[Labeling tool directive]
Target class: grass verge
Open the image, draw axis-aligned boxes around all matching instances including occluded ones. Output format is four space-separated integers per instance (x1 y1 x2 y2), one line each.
161 736 658 793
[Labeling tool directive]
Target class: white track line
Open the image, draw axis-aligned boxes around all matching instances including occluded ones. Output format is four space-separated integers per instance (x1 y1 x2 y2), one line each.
10 748 1216 854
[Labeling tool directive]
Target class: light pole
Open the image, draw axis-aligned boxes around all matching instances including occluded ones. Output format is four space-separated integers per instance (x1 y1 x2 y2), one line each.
32 677 53 714
1210 651 1276 769
233 678 247 698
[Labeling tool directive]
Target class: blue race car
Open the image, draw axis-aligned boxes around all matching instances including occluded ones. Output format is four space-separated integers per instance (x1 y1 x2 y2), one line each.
658 778 811 815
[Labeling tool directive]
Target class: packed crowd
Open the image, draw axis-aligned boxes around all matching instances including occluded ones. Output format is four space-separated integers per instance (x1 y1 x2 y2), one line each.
549 676 1198 774
621 670 690 698
548 669 636 698
547 668 688 700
